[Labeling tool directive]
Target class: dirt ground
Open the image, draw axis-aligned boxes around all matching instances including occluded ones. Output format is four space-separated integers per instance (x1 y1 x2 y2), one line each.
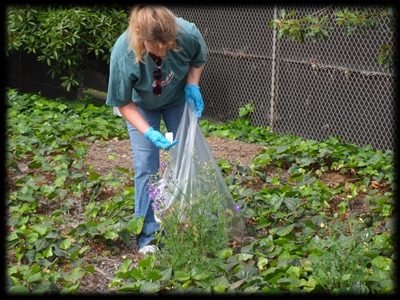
84 136 265 176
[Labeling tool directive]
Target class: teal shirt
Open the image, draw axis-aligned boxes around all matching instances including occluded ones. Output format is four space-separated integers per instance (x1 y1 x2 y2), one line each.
106 18 206 109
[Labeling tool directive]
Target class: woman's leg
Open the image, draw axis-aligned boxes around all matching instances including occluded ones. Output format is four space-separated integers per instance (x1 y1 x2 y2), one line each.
126 106 162 250
126 103 185 250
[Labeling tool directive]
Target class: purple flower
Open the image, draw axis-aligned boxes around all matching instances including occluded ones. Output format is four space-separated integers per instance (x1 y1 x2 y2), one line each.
234 205 241 212
161 161 167 168
151 193 165 211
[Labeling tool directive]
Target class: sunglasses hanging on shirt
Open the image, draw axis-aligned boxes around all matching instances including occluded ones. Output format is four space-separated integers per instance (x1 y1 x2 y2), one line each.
149 52 162 96
152 67 162 96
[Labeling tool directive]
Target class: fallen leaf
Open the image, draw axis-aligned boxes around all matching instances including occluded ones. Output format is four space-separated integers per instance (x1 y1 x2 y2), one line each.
371 181 380 188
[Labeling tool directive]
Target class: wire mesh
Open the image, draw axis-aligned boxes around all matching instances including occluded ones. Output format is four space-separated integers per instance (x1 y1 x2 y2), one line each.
168 4 397 152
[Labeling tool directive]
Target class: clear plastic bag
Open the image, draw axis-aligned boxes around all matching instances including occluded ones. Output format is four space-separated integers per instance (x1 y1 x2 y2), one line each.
154 102 245 246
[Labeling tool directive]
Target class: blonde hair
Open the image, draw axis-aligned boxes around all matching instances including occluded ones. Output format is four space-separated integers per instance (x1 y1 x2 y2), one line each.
127 4 180 64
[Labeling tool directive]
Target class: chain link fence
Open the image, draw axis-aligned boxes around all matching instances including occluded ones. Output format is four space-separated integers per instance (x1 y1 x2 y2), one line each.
167 4 397 153
7 5 397 152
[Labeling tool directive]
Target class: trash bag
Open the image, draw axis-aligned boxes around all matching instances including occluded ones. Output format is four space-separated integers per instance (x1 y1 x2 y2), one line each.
153 102 245 246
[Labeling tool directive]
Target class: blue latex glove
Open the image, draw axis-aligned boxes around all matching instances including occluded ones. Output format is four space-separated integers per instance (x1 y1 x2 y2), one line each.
184 85 204 118
144 127 178 150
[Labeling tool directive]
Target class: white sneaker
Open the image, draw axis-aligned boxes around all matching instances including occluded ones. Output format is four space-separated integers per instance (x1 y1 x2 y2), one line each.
138 245 158 254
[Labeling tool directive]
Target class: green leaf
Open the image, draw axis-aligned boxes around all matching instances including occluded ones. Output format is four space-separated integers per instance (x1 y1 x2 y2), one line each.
108 154 117 161
298 173 316 186
258 235 274 252
118 230 131 247
236 267 259 279
145 269 163 282
256 217 272 229
190 266 210 280
243 286 260 294
52 245 70 258
236 165 251 175
138 255 155 269
274 237 290 245
174 270 190 281
28 162 42 169
6 232 19 242
59 237 72 250
349 281 370 295
213 285 226 293
31 281 61 294
30 224 49 236
26 271 42 284
116 259 133 274
34 238 50 252
40 184 56 196
7 285 31 294
24 249 37 263
284 197 302 211
69 258 85 269
229 279 245 290
218 158 232 173
42 245 54 258
103 230 119 240
88 171 101 181
270 196 284 211
218 248 233 259
64 267 85 284
114 281 141 291
122 269 142 281
210 276 230 289
60 283 81 294
275 145 289 154
139 282 161 293
37 258 52 268
126 216 144 235
160 268 173 281
276 224 295 237
372 256 393 271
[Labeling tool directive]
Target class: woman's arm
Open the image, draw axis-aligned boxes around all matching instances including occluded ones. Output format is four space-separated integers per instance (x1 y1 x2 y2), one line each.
118 101 177 150
117 102 150 134
186 64 205 86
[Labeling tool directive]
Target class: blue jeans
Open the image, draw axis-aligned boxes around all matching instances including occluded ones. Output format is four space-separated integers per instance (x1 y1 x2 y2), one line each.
126 104 185 249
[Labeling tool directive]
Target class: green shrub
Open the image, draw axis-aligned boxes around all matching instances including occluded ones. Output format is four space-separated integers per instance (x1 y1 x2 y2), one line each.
5 4 130 91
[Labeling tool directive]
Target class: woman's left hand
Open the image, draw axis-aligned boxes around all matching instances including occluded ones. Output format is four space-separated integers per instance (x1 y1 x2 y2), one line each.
184 85 204 118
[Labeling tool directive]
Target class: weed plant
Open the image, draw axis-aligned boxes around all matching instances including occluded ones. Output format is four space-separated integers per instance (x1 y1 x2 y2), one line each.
148 155 242 272
306 216 395 294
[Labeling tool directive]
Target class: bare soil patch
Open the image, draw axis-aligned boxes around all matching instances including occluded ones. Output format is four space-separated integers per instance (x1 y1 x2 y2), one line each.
83 136 265 175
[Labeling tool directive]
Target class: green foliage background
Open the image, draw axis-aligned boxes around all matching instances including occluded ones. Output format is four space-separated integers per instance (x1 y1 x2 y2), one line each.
5 4 130 91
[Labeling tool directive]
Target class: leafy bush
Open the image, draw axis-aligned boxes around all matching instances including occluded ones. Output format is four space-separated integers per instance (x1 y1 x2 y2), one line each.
5 4 129 91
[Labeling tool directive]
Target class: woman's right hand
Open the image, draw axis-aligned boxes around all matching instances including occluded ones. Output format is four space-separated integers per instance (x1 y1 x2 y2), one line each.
144 127 178 150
